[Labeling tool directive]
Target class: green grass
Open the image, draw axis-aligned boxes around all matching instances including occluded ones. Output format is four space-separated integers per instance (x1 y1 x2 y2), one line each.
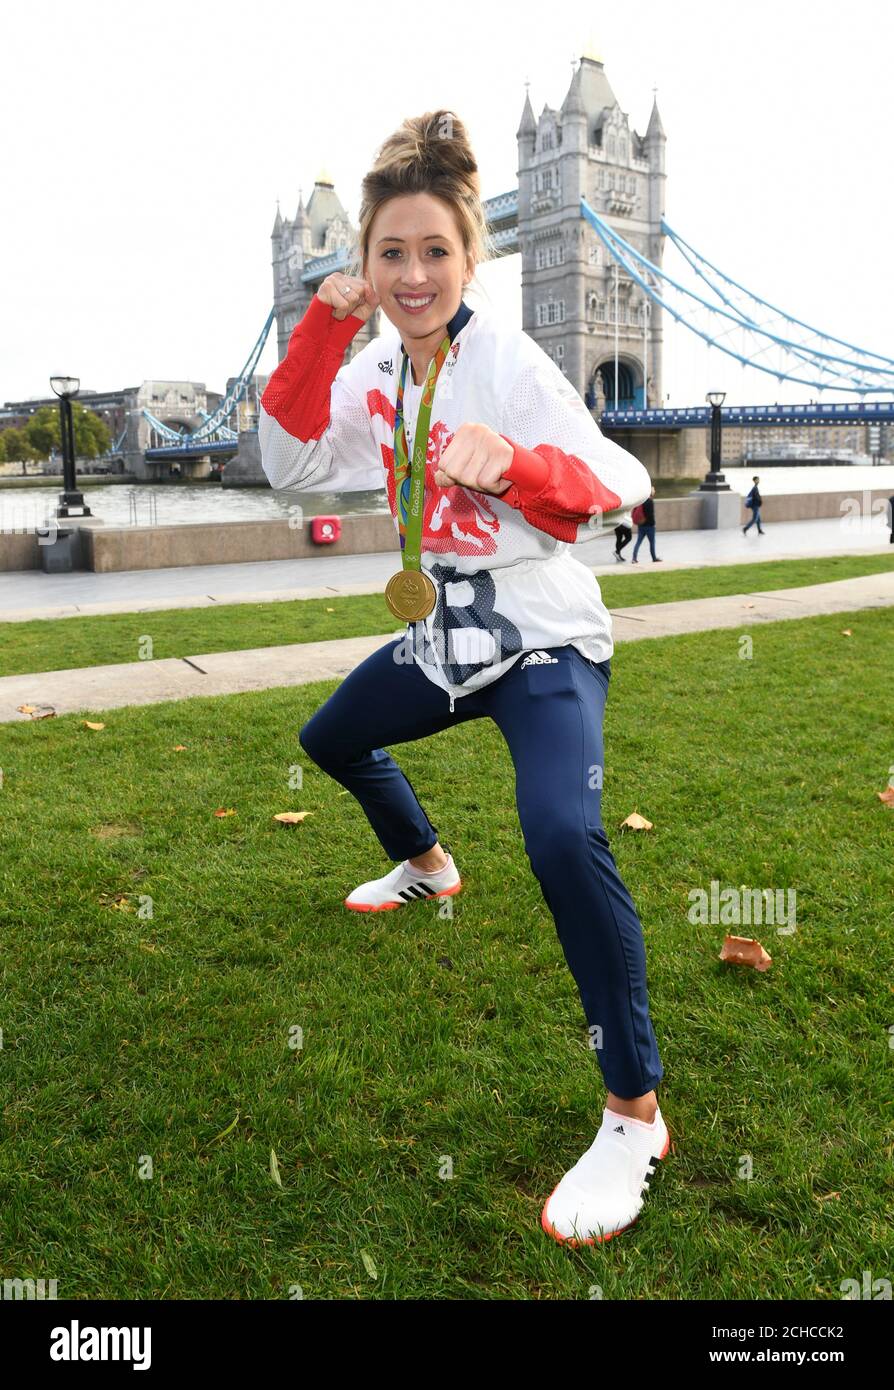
0 608 891 1298
2 552 892 679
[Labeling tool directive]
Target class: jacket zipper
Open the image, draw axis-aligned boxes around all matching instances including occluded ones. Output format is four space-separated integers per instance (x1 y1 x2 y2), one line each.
411 613 456 712
424 610 456 712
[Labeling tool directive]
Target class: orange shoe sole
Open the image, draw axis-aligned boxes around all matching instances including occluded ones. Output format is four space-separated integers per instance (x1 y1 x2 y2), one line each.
343 879 463 912
540 1122 671 1247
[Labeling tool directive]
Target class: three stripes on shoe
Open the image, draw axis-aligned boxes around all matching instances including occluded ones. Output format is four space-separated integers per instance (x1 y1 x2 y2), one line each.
397 881 441 902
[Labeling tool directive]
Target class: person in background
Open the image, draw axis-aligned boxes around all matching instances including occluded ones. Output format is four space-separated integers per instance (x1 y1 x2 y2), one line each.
631 485 661 563
614 519 632 562
743 475 764 535
888 494 894 544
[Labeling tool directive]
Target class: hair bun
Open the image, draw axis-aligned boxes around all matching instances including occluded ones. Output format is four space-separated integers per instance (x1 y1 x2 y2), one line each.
352 109 497 282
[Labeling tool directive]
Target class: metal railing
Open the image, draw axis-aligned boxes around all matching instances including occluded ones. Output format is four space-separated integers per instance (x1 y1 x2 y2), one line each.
127 490 159 526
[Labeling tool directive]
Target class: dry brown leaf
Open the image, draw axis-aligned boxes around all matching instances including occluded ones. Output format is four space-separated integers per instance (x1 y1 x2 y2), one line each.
98 892 133 911
620 811 653 831
841 628 853 637
213 808 237 818
877 787 894 807
83 720 105 731
719 934 772 971
273 811 314 825
17 703 56 719
172 744 188 752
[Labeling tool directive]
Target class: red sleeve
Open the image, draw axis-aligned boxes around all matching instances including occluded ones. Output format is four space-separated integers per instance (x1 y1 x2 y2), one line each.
496 433 622 538
260 296 366 441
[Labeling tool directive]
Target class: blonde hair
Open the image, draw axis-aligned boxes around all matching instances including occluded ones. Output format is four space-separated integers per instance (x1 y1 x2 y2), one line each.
345 110 498 286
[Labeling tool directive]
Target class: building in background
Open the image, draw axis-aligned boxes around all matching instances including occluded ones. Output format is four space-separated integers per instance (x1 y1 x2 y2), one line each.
268 50 667 418
516 47 666 410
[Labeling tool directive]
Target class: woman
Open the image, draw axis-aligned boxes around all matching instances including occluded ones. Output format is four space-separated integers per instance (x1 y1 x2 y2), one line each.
259 110 670 1245
631 485 662 563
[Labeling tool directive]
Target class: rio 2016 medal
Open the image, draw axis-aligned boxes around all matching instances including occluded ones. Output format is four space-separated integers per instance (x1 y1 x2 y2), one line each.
384 569 436 621
387 329 455 625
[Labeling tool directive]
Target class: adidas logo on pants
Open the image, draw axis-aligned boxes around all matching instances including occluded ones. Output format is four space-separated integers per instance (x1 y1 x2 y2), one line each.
520 650 559 668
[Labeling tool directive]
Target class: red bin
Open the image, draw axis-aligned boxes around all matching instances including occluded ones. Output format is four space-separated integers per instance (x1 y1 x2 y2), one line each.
310 515 341 544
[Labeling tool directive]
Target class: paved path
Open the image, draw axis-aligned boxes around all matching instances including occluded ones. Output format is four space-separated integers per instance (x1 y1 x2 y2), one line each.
2 570 891 723
1 516 891 623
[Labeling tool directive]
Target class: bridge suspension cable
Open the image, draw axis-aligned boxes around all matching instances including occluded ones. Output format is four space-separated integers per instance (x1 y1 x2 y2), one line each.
146 308 276 450
580 197 894 396
661 220 894 372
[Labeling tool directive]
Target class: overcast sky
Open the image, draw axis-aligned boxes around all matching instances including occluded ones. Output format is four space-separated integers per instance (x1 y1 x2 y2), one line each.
2 0 891 409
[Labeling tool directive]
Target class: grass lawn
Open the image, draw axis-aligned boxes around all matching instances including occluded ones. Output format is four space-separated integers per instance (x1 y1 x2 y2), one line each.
1 551 892 679
1 607 891 1299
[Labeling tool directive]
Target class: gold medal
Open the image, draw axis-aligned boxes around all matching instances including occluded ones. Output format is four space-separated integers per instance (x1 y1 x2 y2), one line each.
385 569 437 621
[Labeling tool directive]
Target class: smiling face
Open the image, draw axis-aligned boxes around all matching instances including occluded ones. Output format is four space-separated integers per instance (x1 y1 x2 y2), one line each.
364 192 474 350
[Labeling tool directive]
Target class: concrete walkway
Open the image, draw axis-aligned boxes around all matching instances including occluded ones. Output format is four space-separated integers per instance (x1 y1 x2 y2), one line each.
3 570 892 723
1 515 891 623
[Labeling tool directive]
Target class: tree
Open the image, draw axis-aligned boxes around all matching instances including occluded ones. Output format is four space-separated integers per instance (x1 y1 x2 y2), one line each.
24 402 111 460
0 427 39 464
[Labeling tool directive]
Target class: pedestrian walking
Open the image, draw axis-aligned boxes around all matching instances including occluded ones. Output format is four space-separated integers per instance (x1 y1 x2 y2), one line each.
743 475 765 534
614 520 632 561
631 486 662 562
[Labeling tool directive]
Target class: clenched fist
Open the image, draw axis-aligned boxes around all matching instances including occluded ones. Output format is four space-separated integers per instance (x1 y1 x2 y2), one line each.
434 424 514 496
317 273 380 324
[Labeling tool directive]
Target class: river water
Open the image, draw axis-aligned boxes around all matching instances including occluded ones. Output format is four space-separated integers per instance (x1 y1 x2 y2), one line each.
2 464 893 531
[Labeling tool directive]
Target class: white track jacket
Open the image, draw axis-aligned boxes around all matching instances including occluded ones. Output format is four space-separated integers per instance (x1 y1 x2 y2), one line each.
259 293 652 711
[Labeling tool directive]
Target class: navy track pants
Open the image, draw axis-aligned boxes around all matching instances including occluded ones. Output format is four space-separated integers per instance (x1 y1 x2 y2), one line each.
298 637 664 1099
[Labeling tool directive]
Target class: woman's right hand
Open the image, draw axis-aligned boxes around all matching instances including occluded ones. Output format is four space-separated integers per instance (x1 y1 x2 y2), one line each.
316 274 380 324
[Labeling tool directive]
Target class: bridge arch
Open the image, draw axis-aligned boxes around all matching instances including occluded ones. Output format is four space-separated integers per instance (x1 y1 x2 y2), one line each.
589 354 644 411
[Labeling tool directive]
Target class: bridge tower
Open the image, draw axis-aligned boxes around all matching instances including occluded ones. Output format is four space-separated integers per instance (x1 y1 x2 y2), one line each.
271 171 374 362
517 46 667 410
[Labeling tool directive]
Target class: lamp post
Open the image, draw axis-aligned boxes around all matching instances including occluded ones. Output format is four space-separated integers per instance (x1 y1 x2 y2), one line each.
50 375 92 517
698 390 730 491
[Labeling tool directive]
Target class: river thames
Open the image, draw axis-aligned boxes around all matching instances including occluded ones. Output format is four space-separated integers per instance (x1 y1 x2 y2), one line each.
1 463 893 532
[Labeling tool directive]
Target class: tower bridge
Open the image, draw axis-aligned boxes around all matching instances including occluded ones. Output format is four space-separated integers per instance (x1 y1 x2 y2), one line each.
112 47 890 480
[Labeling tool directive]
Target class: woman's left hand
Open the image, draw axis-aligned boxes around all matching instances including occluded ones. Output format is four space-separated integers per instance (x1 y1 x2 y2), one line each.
434 424 514 496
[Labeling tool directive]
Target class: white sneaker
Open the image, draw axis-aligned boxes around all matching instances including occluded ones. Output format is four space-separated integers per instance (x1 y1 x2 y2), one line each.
541 1105 670 1245
344 853 462 912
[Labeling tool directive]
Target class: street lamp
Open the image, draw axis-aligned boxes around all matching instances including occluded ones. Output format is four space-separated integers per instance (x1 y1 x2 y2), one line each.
698 390 731 491
50 375 92 517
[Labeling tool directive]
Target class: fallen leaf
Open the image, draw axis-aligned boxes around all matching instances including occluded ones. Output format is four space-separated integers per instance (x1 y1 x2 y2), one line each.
719 934 772 971
326 607 335 612
816 1191 841 1202
841 628 853 637
98 892 133 911
172 744 188 752
269 1148 283 1188
274 811 314 825
83 720 105 731
360 1249 378 1280
17 703 56 719
877 788 894 807
213 808 237 818
208 1112 240 1145
620 811 653 831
